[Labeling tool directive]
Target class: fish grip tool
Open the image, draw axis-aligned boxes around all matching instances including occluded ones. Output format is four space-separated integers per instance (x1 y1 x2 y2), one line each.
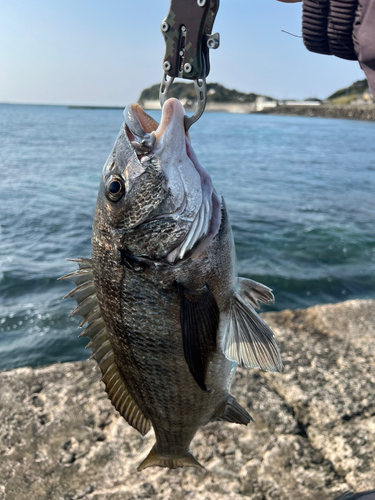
159 0 220 130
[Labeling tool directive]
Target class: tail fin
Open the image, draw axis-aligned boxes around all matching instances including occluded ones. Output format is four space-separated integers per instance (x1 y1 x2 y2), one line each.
137 446 204 471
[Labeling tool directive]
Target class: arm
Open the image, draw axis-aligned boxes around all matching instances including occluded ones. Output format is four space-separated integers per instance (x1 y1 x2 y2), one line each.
276 0 375 94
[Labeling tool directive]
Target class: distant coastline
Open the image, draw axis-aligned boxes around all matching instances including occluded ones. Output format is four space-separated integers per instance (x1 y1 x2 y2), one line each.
136 78 375 122
67 105 123 110
4 78 374 123
4 79 374 122
66 79 375 122
66 102 375 122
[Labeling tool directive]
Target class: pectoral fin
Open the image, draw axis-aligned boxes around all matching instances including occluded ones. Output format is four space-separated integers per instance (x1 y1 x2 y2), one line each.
221 291 282 373
178 284 219 392
238 277 274 309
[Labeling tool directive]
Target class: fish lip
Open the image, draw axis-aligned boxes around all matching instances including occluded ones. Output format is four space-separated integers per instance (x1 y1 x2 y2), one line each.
124 103 159 135
124 104 159 157
153 98 187 141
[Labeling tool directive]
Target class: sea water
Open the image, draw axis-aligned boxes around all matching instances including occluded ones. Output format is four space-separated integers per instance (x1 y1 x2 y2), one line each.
0 103 374 370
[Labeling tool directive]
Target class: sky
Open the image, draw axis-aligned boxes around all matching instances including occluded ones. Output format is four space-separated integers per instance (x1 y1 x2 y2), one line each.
0 0 366 106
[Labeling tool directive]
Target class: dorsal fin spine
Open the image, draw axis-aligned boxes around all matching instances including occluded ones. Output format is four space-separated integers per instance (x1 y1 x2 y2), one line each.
125 401 135 420
120 395 131 414
107 378 122 398
99 351 115 373
101 362 117 382
127 405 137 422
67 257 92 269
63 281 95 301
113 390 127 407
79 306 101 328
61 259 152 437
58 269 93 286
86 328 107 349
70 295 98 318
133 410 141 429
104 371 118 389
111 386 124 405
83 319 106 341
92 340 112 361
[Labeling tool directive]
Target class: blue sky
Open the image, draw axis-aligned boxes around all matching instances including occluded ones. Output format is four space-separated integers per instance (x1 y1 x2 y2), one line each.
0 0 365 106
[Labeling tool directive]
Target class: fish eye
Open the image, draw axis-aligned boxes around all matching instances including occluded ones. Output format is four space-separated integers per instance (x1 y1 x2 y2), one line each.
105 176 125 202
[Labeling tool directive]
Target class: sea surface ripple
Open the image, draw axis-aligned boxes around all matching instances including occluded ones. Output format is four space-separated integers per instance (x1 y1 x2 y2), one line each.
1 103 374 370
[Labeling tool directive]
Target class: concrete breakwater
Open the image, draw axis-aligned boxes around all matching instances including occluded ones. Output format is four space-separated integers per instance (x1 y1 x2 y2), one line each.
68 102 375 121
140 99 375 121
1 299 375 500
258 104 375 122
141 99 257 114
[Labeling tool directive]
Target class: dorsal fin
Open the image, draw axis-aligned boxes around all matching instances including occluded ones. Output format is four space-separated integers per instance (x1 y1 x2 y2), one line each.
60 259 152 436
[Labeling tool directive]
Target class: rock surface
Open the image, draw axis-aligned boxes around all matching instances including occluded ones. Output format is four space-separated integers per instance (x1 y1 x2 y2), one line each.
1 299 374 500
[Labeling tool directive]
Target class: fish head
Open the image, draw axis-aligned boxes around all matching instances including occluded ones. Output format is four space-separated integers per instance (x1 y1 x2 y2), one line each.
93 98 218 263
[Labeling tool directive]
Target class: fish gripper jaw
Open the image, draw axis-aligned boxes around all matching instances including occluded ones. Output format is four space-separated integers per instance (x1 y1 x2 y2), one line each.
159 0 220 131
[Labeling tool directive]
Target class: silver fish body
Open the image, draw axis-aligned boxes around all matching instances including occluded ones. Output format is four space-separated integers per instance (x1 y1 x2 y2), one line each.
62 98 282 470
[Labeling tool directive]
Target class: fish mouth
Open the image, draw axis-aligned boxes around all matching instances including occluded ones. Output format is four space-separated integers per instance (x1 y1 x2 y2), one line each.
124 103 159 157
124 99 220 263
124 99 187 159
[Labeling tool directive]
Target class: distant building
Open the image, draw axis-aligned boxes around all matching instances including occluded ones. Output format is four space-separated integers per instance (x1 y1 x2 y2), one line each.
351 88 374 105
255 96 278 112
281 100 321 106
142 100 161 110
363 88 374 102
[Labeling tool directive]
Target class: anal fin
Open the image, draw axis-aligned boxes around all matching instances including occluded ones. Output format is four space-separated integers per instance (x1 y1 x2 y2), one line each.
213 395 253 425
137 445 204 471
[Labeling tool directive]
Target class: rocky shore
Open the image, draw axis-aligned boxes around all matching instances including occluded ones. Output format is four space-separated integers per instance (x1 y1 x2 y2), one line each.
1 299 375 500
257 104 375 122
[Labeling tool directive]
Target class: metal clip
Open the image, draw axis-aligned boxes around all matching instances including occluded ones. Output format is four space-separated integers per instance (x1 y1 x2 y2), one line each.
159 0 220 130
160 66 207 131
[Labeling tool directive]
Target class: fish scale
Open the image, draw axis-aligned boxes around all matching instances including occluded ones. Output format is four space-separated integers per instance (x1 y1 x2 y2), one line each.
62 98 282 470
93 229 234 460
119 274 225 426
124 218 190 260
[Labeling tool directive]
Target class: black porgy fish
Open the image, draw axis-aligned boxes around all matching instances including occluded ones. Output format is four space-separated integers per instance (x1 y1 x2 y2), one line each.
61 98 283 470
